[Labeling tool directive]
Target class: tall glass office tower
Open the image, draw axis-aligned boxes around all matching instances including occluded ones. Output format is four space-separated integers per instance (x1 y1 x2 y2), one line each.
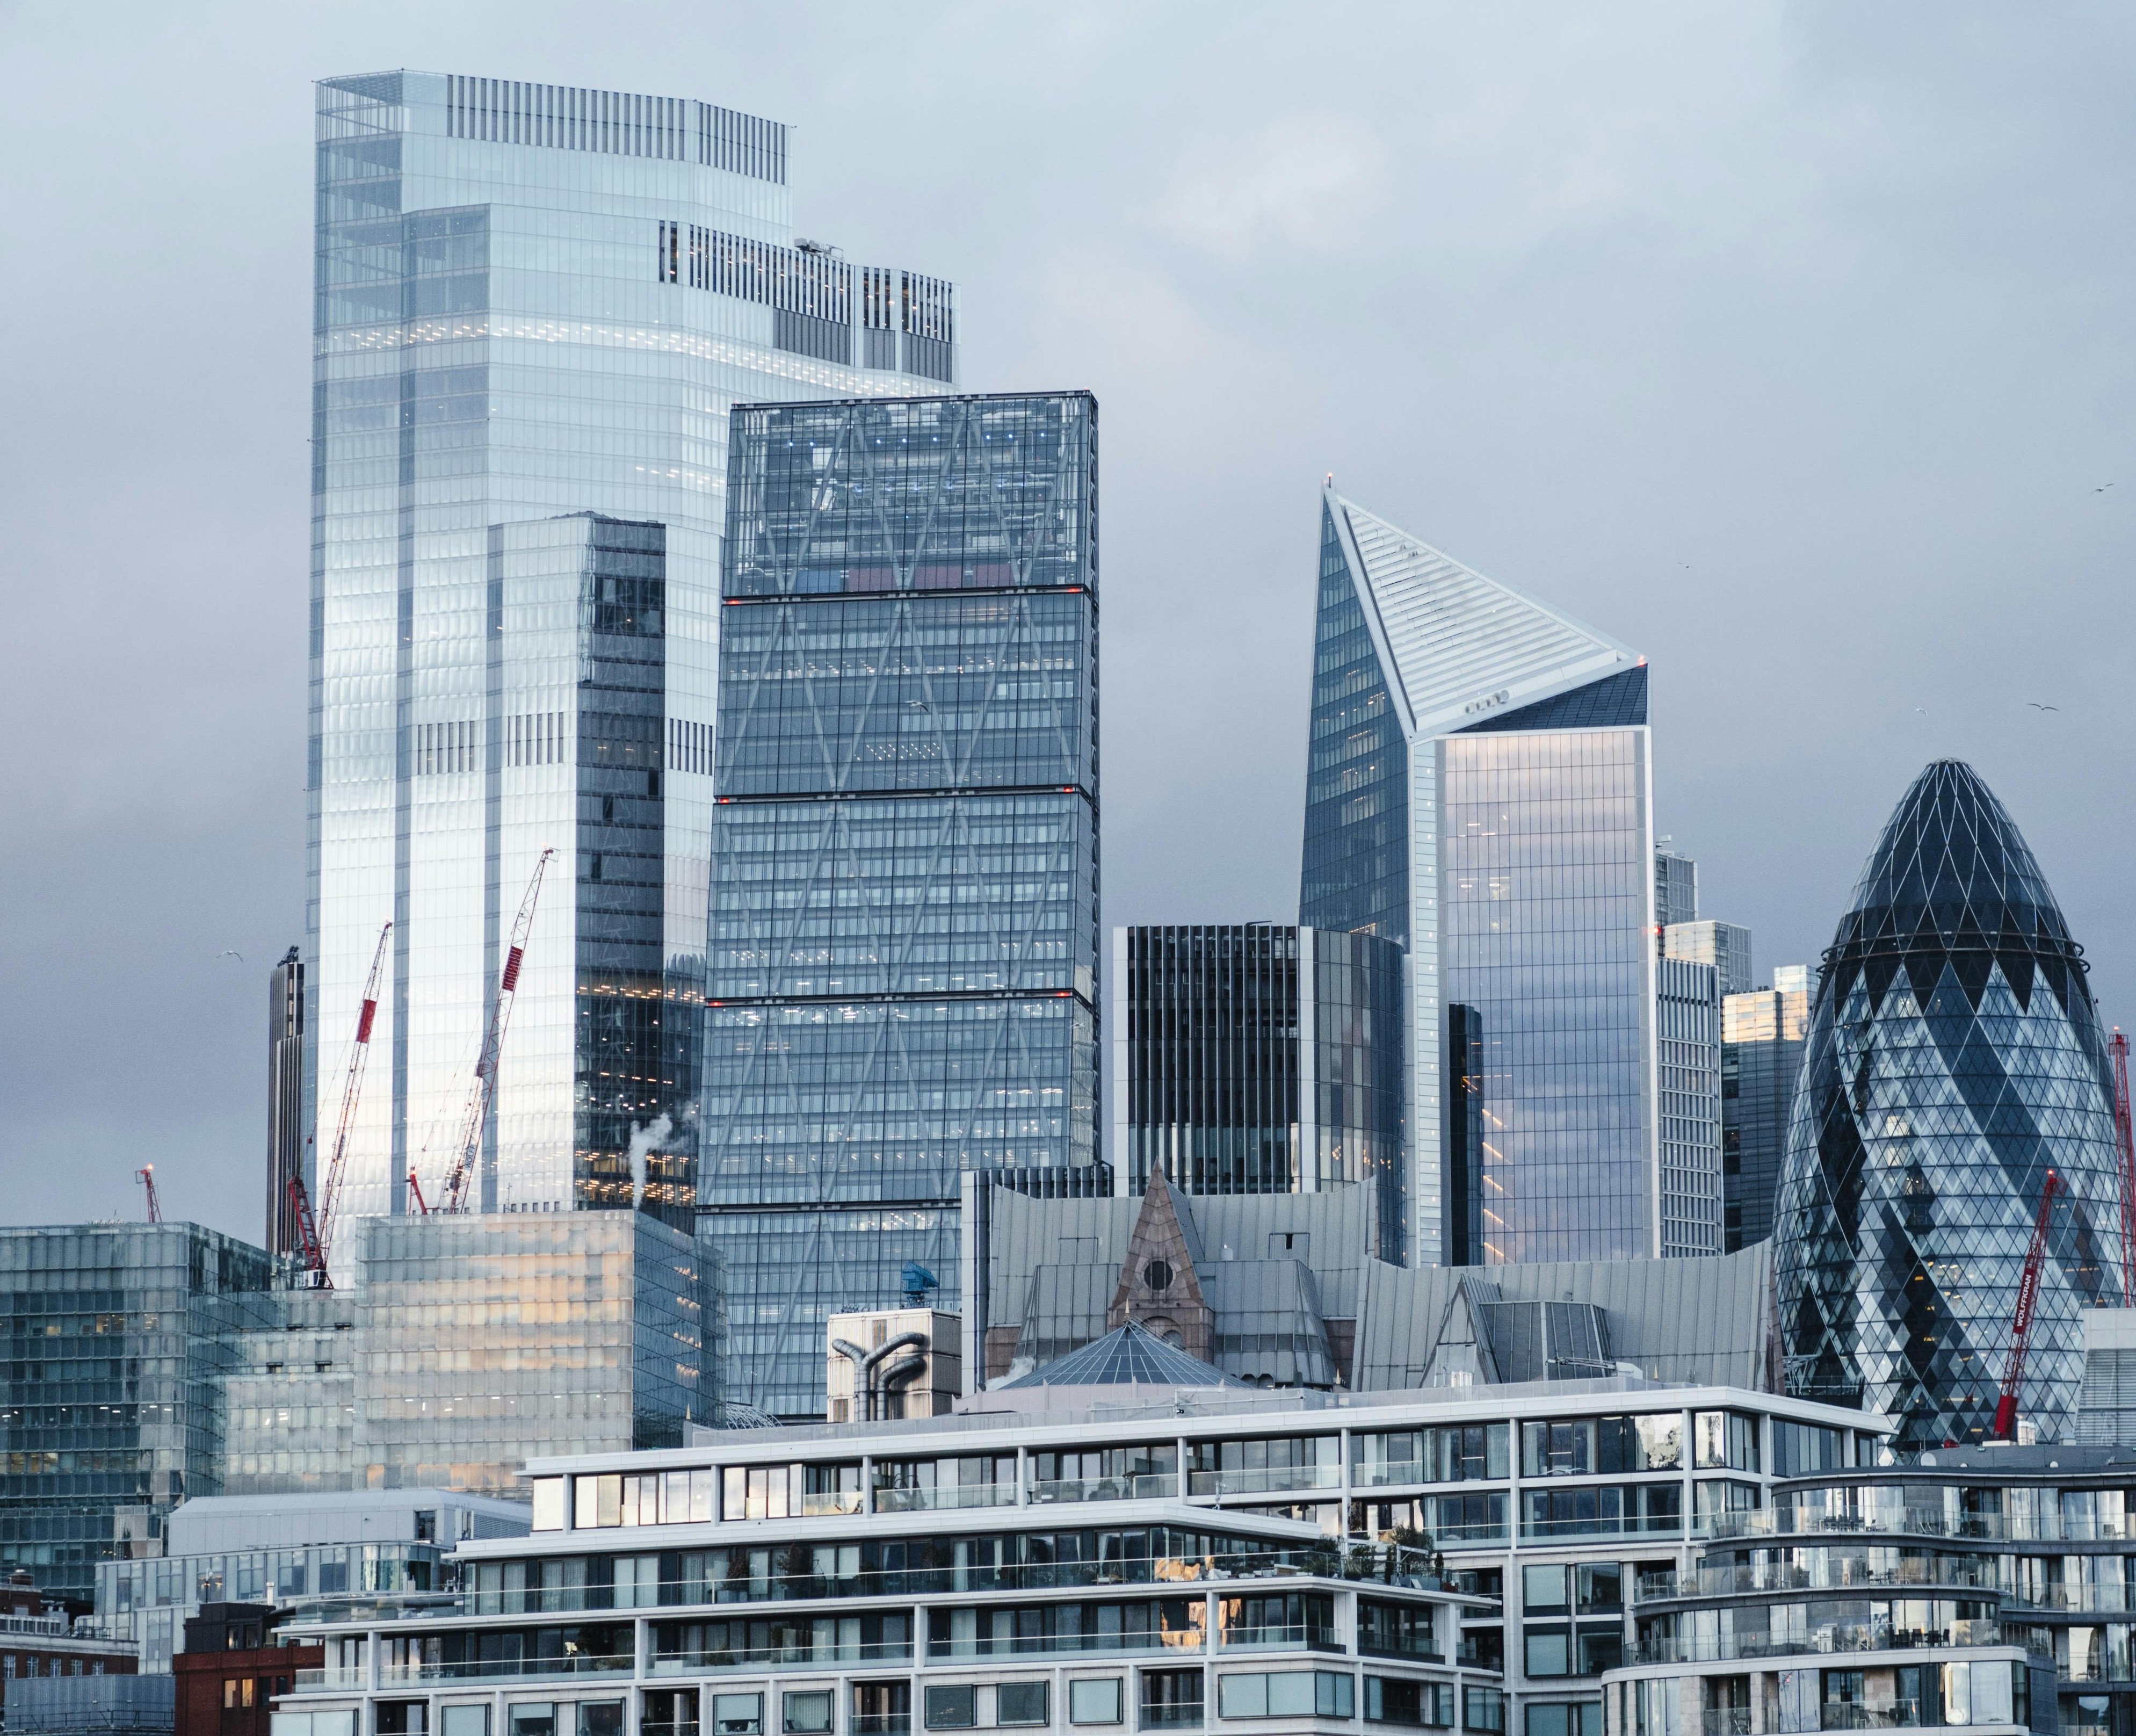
1776 761 2121 1449
1299 487 1682 1267
701 392 1101 1419
307 72 955 1268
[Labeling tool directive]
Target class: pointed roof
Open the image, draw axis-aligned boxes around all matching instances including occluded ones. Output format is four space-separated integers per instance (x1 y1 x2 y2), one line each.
1324 488 1643 739
997 1319 1247 1389
1837 760 2074 955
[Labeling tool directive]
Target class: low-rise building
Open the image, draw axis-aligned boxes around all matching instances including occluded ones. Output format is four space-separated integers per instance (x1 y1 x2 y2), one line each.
0 1568 136 1726
173 1604 321 1736
272 1333 1876 1736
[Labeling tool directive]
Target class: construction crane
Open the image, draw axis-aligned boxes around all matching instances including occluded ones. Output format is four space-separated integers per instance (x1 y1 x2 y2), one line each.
286 922 392 1287
1993 1167 2061 1442
431 848 556 1216
136 1166 162 1224
2114 1031 2135 1306
406 1169 430 1216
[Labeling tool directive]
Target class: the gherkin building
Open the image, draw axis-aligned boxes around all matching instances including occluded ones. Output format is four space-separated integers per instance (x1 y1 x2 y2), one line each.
1775 760 2121 1450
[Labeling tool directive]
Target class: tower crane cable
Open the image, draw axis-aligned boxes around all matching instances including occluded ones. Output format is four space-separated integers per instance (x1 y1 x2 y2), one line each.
429 848 556 1216
285 921 392 1286
1993 1167 2061 1443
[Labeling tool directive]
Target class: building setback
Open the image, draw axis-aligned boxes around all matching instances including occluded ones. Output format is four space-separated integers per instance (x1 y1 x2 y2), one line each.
1112 924 1404 1255
700 392 1102 1420
1299 487 1673 1265
304 70 958 1267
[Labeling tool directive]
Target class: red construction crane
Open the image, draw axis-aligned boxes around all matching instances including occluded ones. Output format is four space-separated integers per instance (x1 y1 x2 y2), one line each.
2113 1031 2135 1306
430 848 556 1216
406 1169 430 1216
286 922 392 1287
136 1166 162 1224
1993 1167 2061 1442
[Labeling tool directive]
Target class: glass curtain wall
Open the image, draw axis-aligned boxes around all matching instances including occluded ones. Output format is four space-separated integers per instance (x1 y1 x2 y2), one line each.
307 71 955 1265
701 393 1100 1418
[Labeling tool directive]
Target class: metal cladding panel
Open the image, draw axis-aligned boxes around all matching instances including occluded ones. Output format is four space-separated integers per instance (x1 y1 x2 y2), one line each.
1352 1242 1772 1392
1333 493 1642 739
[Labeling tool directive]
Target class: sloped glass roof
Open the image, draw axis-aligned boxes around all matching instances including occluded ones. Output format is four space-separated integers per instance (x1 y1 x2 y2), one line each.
999 1319 1246 1388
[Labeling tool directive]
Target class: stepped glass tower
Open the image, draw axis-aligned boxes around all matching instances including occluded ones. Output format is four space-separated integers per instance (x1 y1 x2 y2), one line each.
1776 760 2121 1450
306 72 954 1268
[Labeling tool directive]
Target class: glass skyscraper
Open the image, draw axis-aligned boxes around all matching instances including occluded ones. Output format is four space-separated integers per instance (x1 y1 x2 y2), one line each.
1776 760 2122 1450
1719 971 1809 1251
701 392 1101 1419
1299 487 1681 1266
0 1225 271 1606
307 72 955 1268
1111 923 1404 1253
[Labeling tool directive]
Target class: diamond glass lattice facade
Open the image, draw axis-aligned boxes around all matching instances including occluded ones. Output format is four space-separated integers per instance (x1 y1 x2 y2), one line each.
1776 760 2122 1451
702 393 1100 1419
306 71 955 1267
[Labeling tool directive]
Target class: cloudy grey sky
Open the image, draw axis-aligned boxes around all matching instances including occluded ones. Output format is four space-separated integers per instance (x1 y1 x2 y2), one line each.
4 3 2132 1242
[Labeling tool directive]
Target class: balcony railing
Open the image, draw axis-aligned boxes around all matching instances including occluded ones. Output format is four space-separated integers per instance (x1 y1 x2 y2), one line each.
1639 1560 1997 1602
1699 1710 1753 1736
1635 1621 2003 1663
871 1484 1016 1514
400 1655 634 1682
929 1630 1204 1659
291 1668 368 1692
1138 1709 1203 1731
851 1719 909 1736
649 1641 910 1674
1029 1474 1179 1504
799 1493 863 1518
1188 1465 1344 1498
1218 1624 1341 1652
1718 1509 2136 1546
1819 1706 1932 1731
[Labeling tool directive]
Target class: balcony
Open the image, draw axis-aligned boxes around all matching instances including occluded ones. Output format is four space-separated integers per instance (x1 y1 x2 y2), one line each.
1138 1710 1203 1731
1188 1465 1344 1498
1635 1621 2004 1663
850 1718 909 1735
406 1655 634 1682
1218 1625 1341 1653
1699 1711 1753 1736
800 1493 863 1518
1819 1706 1932 1731
1029 1474 1179 1504
929 1630 1204 1660
871 1484 1016 1514
1638 1561 1996 1603
1715 1509 2134 1546
649 1640 911 1674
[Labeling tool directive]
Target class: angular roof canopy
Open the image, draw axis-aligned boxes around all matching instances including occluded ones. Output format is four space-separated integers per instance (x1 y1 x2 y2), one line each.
998 1319 1246 1389
1326 488 1643 740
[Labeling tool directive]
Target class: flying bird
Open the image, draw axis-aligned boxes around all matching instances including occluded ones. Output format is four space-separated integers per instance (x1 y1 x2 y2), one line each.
2028 702 2060 712
2096 484 2116 493
904 699 931 712
1915 708 1929 718
216 949 245 963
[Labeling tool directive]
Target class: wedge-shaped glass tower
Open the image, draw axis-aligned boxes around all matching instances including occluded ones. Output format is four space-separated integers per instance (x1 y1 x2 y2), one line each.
1300 488 1691 1265
703 392 1101 1417
1775 760 2121 1449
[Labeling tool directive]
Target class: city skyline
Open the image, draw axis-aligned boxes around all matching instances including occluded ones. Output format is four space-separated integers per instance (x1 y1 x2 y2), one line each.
7 6 2136 1241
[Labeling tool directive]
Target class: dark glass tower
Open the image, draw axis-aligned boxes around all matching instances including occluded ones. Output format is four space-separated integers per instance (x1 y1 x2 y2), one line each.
701 392 1100 1417
1776 761 2121 1450
1114 924 1403 1257
266 946 306 1258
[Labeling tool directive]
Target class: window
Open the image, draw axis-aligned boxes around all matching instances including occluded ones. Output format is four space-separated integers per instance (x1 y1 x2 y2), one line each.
923 1689 974 1731
997 1685 1049 1727
925 1598 1201 1657
1070 1682 1123 1727
1217 1673 1352 1720
784 1696 834 1736
1358 1602 1440 1660
580 1706 624 1736
641 1695 697 1736
713 1699 764 1736
532 1479 566 1531
510 1709 555 1736
1693 1413 1759 1472
1188 1437 1341 1494
441 1709 490 1736
1523 1628 1570 1678
318 1559 349 1594
1523 1566 1571 1616
1353 1427 1509 1487
1139 1670 1203 1731
1521 1417 1682 1478
377 1704 424 1735
1522 1708 1599 1736
1219 1593 1336 1651
1630 1681 1675 1736
1463 1688 1503 1734
1364 1681 1453 1728
1771 1422 1847 1478
852 1683 909 1736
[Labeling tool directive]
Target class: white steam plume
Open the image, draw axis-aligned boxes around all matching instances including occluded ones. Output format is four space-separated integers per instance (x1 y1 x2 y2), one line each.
627 1114 674 1209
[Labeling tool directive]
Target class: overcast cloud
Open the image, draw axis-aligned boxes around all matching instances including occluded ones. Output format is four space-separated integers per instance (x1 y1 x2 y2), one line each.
3 3 2132 1241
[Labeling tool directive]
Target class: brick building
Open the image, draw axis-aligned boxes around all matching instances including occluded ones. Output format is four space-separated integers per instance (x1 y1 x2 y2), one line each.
172 1607 320 1736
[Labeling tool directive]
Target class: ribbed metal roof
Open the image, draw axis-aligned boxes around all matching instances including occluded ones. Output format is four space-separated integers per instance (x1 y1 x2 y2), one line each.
998 1320 1247 1389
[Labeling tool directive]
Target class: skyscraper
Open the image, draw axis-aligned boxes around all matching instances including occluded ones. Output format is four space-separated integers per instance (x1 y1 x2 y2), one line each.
1655 955 1724 1256
1299 488 1667 1265
1776 761 2121 1449
307 72 957 1267
1112 923 1403 1254
700 391 1100 1418
1654 842 1699 930
1719 971 1809 1251
1664 920 1754 996
265 947 305 1260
